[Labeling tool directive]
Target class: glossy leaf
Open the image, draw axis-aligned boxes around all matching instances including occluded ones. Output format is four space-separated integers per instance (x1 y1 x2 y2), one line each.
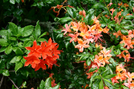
22 25 34 37
34 21 41 39
59 17 72 24
9 22 18 35
45 77 51 88
10 56 22 63
5 45 12 54
99 79 104 89
0 39 8 46
104 74 116 79
10 0 15 4
2 70 10 76
15 62 23 72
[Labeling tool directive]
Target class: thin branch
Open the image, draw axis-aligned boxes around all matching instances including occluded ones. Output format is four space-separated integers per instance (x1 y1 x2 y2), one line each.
0 76 4 88
8 77 19 89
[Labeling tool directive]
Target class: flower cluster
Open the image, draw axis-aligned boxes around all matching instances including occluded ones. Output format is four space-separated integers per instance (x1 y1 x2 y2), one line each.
84 47 112 79
111 64 134 89
61 11 109 52
23 38 61 71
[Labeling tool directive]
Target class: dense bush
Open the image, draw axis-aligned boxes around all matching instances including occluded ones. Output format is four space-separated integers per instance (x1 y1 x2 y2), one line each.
0 0 134 89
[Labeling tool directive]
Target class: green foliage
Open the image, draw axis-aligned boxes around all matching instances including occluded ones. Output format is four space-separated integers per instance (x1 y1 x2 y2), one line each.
0 0 134 89
37 77 60 89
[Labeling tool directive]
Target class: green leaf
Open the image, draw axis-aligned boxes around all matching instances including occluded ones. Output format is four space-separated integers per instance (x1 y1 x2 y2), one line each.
14 48 24 55
2 70 10 76
23 41 33 47
86 59 91 66
121 29 128 35
65 42 70 49
9 36 17 41
109 58 118 67
10 0 15 4
34 21 41 39
123 25 133 30
15 62 23 72
16 0 20 3
39 80 45 89
45 77 51 88
115 24 120 31
39 32 47 38
125 15 134 19
0 47 6 53
89 55 95 61
59 17 72 24
22 25 34 37
51 83 60 89
99 79 104 89
104 74 116 79
5 45 12 54
121 8 128 16
0 61 5 69
93 3 105 9
21 81 27 88
80 53 90 60
10 56 22 63
66 7 76 18
113 9 117 18
89 67 97 73
3 0 8 2
0 39 8 46
37 38 47 42
9 22 18 35
0 30 7 36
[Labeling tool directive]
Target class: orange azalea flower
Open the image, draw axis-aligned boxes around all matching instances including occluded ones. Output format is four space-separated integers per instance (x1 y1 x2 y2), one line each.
86 72 94 79
104 86 109 89
105 15 110 19
95 44 103 49
111 76 119 83
117 50 131 62
116 64 127 81
103 26 109 33
124 72 134 89
118 2 123 6
107 2 113 7
93 32 102 42
70 22 79 32
116 64 126 73
68 33 79 43
110 8 115 15
100 47 112 58
34 60 46 71
78 22 88 32
93 16 99 24
23 55 40 68
21 0 24 3
61 24 71 35
24 38 61 71
94 55 105 67
25 40 41 58
113 30 123 38
51 80 61 89
124 3 129 7
124 81 134 89
75 39 89 52
120 36 134 49
79 10 86 17
56 5 63 9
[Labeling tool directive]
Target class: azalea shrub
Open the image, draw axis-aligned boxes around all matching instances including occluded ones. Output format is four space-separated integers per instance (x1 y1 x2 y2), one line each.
0 0 134 89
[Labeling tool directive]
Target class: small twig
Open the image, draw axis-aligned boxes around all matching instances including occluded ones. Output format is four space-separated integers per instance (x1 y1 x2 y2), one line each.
0 76 4 88
8 77 19 89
